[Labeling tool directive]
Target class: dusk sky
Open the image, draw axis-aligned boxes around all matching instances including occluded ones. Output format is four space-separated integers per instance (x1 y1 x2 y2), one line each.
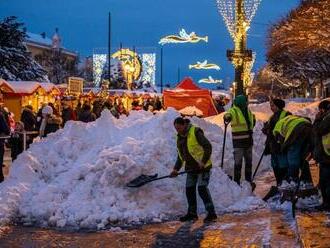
1 0 300 88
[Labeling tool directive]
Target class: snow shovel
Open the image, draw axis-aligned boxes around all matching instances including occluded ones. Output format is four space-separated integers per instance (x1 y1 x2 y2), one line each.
251 148 266 192
127 171 189 188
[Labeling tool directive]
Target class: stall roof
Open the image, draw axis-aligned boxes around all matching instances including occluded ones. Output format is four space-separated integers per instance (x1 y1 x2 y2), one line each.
39 82 61 94
0 79 15 93
6 81 43 94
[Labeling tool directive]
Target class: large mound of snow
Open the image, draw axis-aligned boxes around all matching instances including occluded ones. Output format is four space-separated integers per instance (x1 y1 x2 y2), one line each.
0 108 263 229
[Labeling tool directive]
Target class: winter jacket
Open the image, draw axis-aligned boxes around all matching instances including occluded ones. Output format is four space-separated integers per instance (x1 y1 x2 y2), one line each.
0 111 10 145
78 110 96 123
263 110 291 155
20 108 37 131
40 115 62 137
313 110 330 164
174 124 212 172
62 107 75 126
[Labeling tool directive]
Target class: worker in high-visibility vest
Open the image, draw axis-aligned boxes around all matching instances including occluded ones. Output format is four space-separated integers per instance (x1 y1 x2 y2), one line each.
223 95 256 186
273 115 313 183
170 117 217 222
313 100 330 211
263 99 292 185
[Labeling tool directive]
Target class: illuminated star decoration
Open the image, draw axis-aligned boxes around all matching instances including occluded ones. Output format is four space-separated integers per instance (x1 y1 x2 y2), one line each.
159 29 208 45
198 76 222 84
189 60 221 70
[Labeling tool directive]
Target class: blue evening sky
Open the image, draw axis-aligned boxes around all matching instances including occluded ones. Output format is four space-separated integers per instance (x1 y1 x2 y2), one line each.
1 0 300 88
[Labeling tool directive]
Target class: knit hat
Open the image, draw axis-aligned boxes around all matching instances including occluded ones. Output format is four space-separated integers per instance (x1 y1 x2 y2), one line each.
272 99 285 110
319 100 330 110
42 105 53 115
233 95 247 109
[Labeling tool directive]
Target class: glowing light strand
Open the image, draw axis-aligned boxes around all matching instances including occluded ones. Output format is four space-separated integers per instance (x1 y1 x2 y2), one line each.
215 0 262 40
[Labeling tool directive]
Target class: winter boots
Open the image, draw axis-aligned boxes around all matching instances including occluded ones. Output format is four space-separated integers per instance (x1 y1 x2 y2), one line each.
179 213 198 222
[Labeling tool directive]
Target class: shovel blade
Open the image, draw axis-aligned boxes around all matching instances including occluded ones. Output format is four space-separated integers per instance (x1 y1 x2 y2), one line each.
126 174 158 188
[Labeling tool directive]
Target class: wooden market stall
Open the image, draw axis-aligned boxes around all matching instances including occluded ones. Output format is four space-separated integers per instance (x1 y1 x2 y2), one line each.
3 81 47 121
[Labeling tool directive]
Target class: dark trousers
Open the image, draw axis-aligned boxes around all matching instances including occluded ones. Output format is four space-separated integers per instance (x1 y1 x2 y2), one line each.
271 153 288 185
0 143 5 182
185 171 215 215
233 146 252 184
319 164 330 205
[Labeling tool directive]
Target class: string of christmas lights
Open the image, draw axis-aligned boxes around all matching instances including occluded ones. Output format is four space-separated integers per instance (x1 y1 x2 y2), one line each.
215 0 262 41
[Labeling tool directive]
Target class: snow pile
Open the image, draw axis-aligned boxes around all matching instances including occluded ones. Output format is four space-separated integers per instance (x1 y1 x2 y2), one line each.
179 106 203 116
0 108 263 229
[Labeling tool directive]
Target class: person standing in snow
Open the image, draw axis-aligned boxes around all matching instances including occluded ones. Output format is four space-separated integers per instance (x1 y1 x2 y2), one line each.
273 115 313 184
262 99 292 186
170 117 217 222
0 108 10 183
312 100 330 210
223 95 256 186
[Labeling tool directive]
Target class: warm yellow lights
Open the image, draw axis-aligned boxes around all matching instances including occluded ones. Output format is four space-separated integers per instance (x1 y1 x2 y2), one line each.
159 29 208 45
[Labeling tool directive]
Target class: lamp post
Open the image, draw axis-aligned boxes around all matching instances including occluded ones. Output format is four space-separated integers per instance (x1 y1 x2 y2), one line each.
160 47 163 93
108 12 112 85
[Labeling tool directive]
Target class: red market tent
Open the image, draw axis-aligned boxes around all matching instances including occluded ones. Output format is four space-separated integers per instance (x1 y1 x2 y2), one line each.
163 77 218 117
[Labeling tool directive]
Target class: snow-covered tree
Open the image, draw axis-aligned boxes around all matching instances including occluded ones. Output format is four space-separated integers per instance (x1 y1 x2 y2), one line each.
267 0 330 83
0 16 48 81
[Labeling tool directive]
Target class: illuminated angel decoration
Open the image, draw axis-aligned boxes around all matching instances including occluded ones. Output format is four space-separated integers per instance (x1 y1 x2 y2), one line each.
189 60 221 70
159 29 208 45
198 76 222 84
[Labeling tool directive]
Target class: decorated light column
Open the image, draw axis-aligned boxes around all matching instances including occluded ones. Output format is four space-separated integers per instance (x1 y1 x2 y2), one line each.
216 0 261 96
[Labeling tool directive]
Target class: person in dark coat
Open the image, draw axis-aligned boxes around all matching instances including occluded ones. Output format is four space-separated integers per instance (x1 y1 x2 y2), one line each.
170 117 217 222
0 109 10 182
8 121 24 161
313 100 330 210
20 105 37 148
263 99 292 186
61 102 75 127
78 103 96 123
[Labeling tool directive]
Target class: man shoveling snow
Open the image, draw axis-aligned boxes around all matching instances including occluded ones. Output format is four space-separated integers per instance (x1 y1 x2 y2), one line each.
170 117 217 222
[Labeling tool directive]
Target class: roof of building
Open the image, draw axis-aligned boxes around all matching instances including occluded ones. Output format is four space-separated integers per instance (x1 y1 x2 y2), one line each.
25 32 77 57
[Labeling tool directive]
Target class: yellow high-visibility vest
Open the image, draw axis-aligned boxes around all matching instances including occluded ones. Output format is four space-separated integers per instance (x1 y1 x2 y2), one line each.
224 106 254 133
322 132 330 156
273 115 309 142
177 125 212 168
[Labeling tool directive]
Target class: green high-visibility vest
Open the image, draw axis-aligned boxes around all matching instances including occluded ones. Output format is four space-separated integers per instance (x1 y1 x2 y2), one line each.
273 115 309 143
177 125 212 168
322 133 330 156
224 106 254 133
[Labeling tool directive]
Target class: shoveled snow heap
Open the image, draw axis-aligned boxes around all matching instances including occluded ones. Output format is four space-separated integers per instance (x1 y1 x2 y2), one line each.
0 108 263 229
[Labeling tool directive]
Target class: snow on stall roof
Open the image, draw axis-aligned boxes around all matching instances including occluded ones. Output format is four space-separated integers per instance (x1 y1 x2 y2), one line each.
179 106 203 116
0 108 264 229
7 81 42 94
39 82 60 94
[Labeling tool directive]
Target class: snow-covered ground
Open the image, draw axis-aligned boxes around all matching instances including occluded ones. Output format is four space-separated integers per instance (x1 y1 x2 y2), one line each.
0 99 321 229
